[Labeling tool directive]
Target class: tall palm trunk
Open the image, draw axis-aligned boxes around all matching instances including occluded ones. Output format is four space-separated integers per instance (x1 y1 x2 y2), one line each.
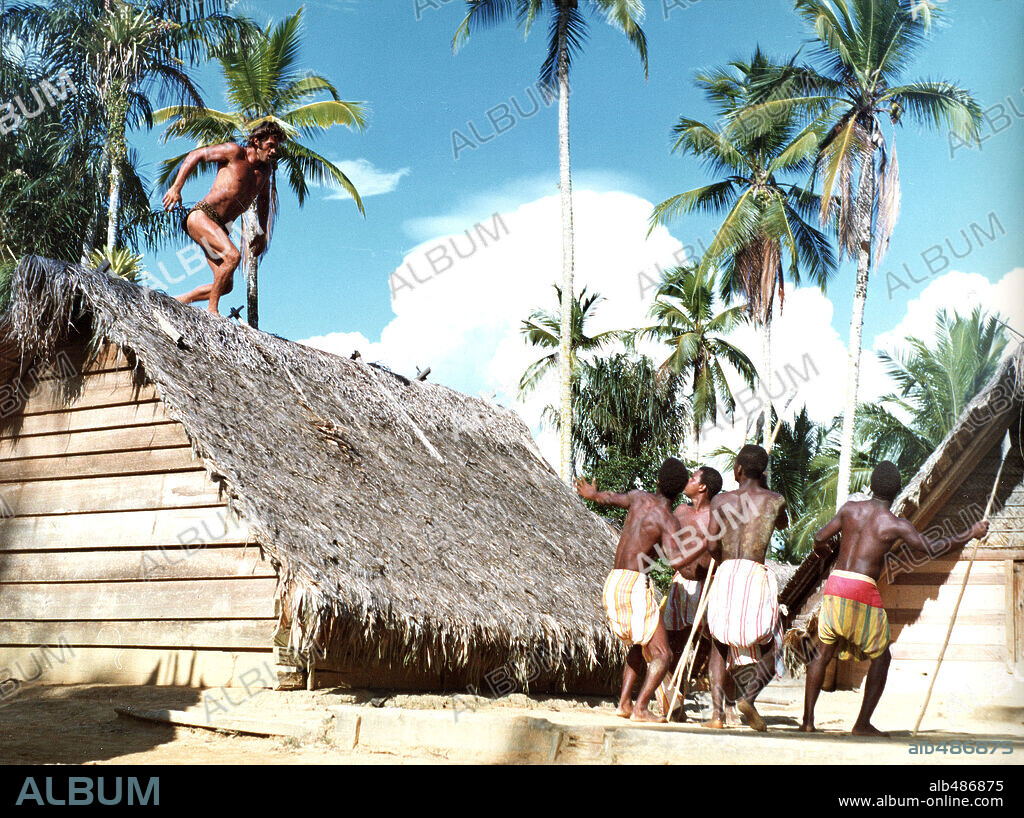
82 148 109 263
244 201 259 329
556 9 575 484
762 320 773 482
105 94 128 255
836 152 876 508
106 163 121 255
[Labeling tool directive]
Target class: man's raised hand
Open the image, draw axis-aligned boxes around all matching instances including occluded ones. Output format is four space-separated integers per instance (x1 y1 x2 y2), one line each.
575 477 598 501
970 520 990 541
162 187 182 211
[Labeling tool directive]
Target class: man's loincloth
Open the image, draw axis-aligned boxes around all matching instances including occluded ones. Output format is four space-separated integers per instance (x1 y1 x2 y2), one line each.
706 559 784 678
661 572 702 631
181 200 229 236
603 569 660 653
817 569 890 661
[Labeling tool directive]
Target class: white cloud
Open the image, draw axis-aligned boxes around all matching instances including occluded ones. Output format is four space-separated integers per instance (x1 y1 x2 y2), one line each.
301 181 1023 472
325 158 410 199
873 267 1024 356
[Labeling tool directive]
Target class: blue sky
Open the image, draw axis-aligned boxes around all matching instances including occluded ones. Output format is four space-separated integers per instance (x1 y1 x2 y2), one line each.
129 0 1024 462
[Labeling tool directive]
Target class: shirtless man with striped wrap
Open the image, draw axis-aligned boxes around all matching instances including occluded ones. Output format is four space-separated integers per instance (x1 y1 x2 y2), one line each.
704 444 788 731
801 461 988 736
575 458 691 723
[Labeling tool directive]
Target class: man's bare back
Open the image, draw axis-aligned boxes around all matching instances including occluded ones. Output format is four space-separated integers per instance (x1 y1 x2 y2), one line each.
576 458 691 723
708 484 787 564
576 482 682 572
815 498 989 582
802 461 989 736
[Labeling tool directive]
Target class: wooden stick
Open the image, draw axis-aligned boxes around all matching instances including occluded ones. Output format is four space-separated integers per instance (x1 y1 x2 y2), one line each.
666 559 716 718
912 431 1011 735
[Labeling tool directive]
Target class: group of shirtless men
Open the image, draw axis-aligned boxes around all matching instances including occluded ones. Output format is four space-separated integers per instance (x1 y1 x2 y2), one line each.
576 446 988 734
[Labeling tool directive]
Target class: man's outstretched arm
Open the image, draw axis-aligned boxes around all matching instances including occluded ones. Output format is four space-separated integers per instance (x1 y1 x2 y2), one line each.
894 517 989 559
813 511 843 558
162 142 241 210
575 478 632 510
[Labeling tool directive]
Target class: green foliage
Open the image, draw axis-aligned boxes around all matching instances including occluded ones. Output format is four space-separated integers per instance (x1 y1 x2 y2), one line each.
650 48 838 324
635 264 758 444
547 352 689 477
856 307 1009 482
519 286 627 397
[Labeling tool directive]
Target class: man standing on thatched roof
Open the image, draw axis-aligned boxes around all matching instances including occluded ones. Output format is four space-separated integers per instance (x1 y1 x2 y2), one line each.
576 457 691 724
162 122 286 316
655 466 723 721
703 444 788 732
800 461 988 736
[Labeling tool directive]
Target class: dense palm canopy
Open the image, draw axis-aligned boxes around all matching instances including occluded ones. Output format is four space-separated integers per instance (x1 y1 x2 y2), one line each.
551 351 688 486
728 0 983 507
1 0 253 254
857 307 1010 480
636 264 758 446
650 49 837 323
518 285 625 396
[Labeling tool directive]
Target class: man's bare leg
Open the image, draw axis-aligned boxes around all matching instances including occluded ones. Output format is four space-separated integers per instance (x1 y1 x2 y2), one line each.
631 623 671 723
705 639 729 728
800 638 837 732
851 647 891 737
733 646 777 731
617 646 644 718
176 211 241 315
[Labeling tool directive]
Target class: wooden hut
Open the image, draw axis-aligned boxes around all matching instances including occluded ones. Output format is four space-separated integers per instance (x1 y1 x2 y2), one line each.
781 345 1024 695
0 257 623 694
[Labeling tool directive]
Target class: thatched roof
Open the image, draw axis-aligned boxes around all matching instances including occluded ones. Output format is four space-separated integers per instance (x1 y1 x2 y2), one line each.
780 344 1024 615
2 257 624 690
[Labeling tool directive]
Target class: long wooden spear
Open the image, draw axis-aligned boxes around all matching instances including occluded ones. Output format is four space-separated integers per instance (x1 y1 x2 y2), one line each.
912 431 1011 735
665 559 716 719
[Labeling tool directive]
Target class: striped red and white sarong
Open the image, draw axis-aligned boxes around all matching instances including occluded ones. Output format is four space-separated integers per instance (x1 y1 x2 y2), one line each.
706 559 784 677
661 572 702 631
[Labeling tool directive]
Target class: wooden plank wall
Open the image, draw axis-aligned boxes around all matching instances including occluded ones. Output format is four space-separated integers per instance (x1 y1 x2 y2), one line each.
0 341 279 687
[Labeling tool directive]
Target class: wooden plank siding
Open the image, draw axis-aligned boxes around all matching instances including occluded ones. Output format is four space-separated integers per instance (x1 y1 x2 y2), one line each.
0 341 280 687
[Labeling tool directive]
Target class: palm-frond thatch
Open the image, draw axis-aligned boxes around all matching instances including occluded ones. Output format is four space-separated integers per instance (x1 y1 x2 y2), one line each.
1 256 625 692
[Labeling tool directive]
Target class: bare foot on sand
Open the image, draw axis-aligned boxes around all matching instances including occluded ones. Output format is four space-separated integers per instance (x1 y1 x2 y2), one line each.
615 702 633 719
737 700 767 732
851 723 889 737
630 708 666 724
704 716 726 729
799 722 816 733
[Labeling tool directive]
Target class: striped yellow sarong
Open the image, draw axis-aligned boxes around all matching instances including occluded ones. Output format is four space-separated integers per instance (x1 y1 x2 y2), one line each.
818 569 890 662
603 569 660 650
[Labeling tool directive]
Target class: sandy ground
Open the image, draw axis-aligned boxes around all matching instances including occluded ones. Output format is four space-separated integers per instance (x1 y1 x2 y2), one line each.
0 680 1020 765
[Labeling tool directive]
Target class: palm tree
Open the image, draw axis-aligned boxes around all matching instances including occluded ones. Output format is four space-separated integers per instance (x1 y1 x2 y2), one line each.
518 285 625 397
650 49 838 452
857 307 1009 479
154 9 367 328
732 0 983 508
545 352 688 515
3 0 251 255
454 0 648 484
0 0 193 260
635 264 758 454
